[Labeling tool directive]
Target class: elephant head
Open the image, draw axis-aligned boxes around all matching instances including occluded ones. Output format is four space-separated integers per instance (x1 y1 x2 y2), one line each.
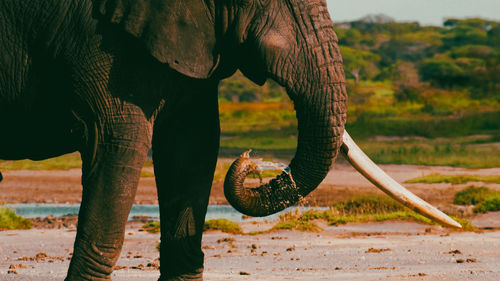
216 0 461 228
94 0 460 228
219 0 347 216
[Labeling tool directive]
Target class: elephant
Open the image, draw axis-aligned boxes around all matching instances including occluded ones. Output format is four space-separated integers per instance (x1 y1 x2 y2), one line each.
0 0 460 280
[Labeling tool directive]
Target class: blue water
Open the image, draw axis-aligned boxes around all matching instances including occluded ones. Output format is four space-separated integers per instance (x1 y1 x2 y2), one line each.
4 204 326 222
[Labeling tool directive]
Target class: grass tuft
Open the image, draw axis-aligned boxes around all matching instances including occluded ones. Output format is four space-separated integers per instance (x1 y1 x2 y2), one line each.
406 174 500 185
0 208 31 230
141 196 475 236
275 196 471 229
272 210 323 232
453 186 500 205
140 170 155 178
144 219 245 235
449 216 476 231
453 186 500 214
325 211 434 226
142 221 161 233
332 196 405 215
204 219 243 234
474 197 500 213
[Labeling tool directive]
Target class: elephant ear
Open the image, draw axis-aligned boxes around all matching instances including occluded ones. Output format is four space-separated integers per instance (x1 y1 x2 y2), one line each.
94 0 219 78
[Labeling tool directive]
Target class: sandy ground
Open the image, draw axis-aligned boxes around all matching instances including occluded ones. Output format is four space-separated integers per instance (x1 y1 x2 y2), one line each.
1 161 500 207
1 161 500 280
1 221 500 280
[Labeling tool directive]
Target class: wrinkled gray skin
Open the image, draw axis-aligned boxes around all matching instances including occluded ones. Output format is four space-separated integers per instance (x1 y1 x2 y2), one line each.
0 0 346 280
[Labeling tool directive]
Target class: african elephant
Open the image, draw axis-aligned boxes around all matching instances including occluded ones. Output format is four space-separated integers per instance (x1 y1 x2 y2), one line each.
0 0 460 280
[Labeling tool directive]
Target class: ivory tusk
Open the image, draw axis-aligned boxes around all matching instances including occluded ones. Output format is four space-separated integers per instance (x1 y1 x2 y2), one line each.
340 131 462 228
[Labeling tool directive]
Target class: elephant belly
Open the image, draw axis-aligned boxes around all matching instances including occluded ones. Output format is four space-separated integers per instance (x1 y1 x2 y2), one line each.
0 51 81 162
0 32 81 160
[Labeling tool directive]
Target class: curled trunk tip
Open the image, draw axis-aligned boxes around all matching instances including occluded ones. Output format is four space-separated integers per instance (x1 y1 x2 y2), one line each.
224 150 300 217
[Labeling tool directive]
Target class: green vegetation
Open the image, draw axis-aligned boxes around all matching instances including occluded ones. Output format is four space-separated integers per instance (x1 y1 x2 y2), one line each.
406 174 500 185
276 196 474 230
354 136 499 168
203 218 243 234
140 170 155 178
0 153 155 171
449 215 475 231
216 17 499 167
0 153 82 170
454 186 500 205
326 196 433 225
272 210 323 232
325 211 433 226
453 186 500 213
142 221 161 233
2 18 499 170
144 219 245 235
474 197 500 213
218 103 498 168
142 196 475 235
0 208 31 230
276 196 469 230
332 195 404 214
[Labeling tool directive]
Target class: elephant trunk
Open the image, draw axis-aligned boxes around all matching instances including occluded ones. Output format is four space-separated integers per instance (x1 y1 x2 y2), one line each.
224 31 347 216
225 0 461 227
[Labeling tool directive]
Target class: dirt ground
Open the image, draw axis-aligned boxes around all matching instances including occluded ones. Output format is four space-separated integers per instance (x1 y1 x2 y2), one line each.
1 220 500 280
1 160 500 280
2 159 500 208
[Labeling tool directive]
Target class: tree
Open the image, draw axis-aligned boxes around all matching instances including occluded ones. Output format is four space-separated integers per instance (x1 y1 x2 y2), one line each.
419 58 466 89
219 71 287 103
487 25 500 46
338 28 363 47
442 26 489 49
219 72 262 102
340 46 380 83
449 44 494 59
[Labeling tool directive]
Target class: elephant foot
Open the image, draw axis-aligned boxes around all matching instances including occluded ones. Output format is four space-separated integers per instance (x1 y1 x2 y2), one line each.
66 237 121 281
160 268 203 281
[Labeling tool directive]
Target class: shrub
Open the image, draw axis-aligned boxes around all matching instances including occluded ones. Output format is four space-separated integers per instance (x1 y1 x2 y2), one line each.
272 220 322 232
453 186 500 205
0 208 31 230
204 219 242 234
273 209 323 232
474 197 500 213
142 221 161 233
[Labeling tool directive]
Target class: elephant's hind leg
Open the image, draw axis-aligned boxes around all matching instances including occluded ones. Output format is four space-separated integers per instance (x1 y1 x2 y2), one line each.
153 80 220 281
66 107 152 281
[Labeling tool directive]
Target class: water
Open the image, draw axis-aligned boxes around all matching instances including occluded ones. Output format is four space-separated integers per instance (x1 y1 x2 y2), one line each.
4 204 326 222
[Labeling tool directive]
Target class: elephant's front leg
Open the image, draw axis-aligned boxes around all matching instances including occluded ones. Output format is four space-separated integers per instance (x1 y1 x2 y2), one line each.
66 108 152 280
153 81 220 281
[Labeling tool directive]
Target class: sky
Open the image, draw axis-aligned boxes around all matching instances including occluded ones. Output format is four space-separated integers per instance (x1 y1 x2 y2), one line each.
326 0 500 26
